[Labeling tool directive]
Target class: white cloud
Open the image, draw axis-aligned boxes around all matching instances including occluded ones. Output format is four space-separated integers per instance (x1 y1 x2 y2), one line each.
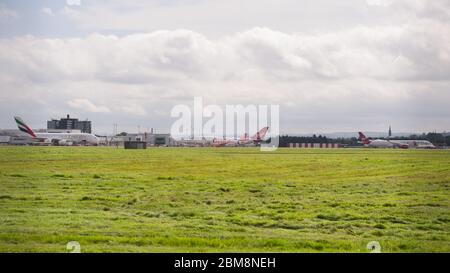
0 4 18 19
366 0 389 7
67 0 82 6
67 99 110 113
2 23 448 83
119 104 147 116
41 7 54 16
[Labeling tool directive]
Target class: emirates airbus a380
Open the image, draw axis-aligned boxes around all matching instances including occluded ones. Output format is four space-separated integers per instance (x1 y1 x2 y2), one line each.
14 116 99 146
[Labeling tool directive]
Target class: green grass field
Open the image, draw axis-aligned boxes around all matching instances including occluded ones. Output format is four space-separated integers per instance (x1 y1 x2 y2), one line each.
0 147 449 253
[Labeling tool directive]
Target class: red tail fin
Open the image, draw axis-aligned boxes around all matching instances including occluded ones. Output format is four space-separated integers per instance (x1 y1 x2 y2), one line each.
358 132 370 144
251 127 269 141
358 132 366 140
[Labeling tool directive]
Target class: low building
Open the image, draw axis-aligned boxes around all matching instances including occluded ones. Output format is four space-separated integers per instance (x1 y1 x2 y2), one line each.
0 136 10 145
9 136 33 145
0 130 34 145
111 132 172 147
124 141 147 149
147 133 171 146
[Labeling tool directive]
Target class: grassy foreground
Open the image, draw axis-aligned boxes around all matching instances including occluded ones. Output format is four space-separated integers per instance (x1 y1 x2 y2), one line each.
0 147 449 253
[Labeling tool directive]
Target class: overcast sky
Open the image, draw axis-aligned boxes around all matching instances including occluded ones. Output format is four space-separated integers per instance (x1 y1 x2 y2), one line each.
0 0 449 135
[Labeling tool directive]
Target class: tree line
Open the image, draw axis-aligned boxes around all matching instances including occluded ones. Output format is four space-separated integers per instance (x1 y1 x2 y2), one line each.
271 133 450 147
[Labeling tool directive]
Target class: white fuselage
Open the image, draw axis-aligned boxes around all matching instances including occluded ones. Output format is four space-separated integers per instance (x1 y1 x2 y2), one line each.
391 140 435 149
368 139 435 149
35 132 99 145
368 139 395 148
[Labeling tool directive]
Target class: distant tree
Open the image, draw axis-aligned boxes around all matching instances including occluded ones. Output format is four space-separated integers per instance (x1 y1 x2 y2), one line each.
278 134 358 147
426 133 445 146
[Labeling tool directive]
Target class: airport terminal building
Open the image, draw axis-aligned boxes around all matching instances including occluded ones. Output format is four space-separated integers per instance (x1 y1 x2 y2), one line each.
47 115 92 133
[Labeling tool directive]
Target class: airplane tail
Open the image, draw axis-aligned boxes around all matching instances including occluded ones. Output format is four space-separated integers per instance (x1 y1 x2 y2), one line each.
358 132 370 144
14 116 36 138
252 127 269 141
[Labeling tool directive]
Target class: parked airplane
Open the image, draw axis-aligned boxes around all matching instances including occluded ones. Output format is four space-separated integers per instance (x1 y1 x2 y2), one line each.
358 132 435 149
14 116 99 146
176 137 211 147
213 127 269 147
212 138 234 147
